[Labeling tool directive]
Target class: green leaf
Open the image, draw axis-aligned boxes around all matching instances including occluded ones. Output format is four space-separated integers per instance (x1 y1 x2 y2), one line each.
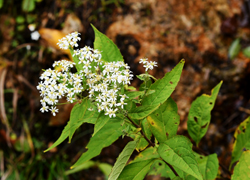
194 153 219 180
93 111 110 136
65 160 95 175
71 117 124 168
231 116 250 169
229 38 241 60
141 118 152 140
232 150 250 180
22 0 35 12
125 91 145 100
153 97 180 139
133 146 160 163
142 59 184 107
108 141 137 180
243 46 250 58
124 100 136 112
128 104 159 120
91 24 123 62
172 177 184 180
117 159 155 180
148 160 176 179
16 16 25 24
44 99 98 152
136 137 148 151
147 114 167 143
187 81 222 146
139 77 152 92
0 0 3 9
98 163 113 177
158 136 202 180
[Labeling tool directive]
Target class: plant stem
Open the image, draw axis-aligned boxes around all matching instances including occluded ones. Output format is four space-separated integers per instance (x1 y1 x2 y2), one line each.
126 116 179 177
162 159 179 177
126 116 155 147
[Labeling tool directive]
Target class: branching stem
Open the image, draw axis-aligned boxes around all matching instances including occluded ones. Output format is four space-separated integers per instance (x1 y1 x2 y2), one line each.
126 115 179 177
126 116 155 147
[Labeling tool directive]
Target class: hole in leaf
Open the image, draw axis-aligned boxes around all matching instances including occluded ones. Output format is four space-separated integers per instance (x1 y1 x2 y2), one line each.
166 132 169 137
169 81 173 84
201 123 208 128
194 117 198 123
209 102 213 105
151 122 155 125
159 162 162 166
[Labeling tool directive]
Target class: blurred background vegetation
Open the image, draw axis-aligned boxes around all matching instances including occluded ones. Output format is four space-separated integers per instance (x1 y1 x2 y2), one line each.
0 0 250 179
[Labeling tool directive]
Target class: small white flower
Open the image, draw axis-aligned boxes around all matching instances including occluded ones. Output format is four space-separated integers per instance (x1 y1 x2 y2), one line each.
139 58 148 64
31 31 40 40
116 101 127 109
50 106 59 116
40 105 49 113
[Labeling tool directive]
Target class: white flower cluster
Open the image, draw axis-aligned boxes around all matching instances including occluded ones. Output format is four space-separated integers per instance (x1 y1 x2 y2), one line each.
38 32 134 118
81 59 133 118
57 31 81 50
37 60 83 116
139 58 158 71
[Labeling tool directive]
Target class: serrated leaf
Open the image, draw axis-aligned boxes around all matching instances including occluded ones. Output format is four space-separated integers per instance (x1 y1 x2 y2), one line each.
194 153 219 180
91 24 123 62
117 159 155 180
153 97 180 139
142 59 184 107
133 146 160 163
229 38 241 60
158 136 202 180
108 141 137 180
44 99 98 152
22 0 35 12
148 160 176 179
232 150 250 180
243 46 250 58
128 104 159 120
147 114 167 143
141 118 152 140
230 116 250 169
124 101 136 115
136 138 149 151
187 81 222 146
71 117 124 168
93 111 110 136
125 91 145 100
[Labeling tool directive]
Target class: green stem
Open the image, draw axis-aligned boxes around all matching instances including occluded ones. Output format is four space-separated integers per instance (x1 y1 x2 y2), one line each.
126 115 179 178
161 159 179 177
126 116 155 147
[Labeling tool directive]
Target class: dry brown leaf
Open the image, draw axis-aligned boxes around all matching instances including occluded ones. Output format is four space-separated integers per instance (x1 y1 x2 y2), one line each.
62 14 85 35
0 15 15 55
38 28 71 57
